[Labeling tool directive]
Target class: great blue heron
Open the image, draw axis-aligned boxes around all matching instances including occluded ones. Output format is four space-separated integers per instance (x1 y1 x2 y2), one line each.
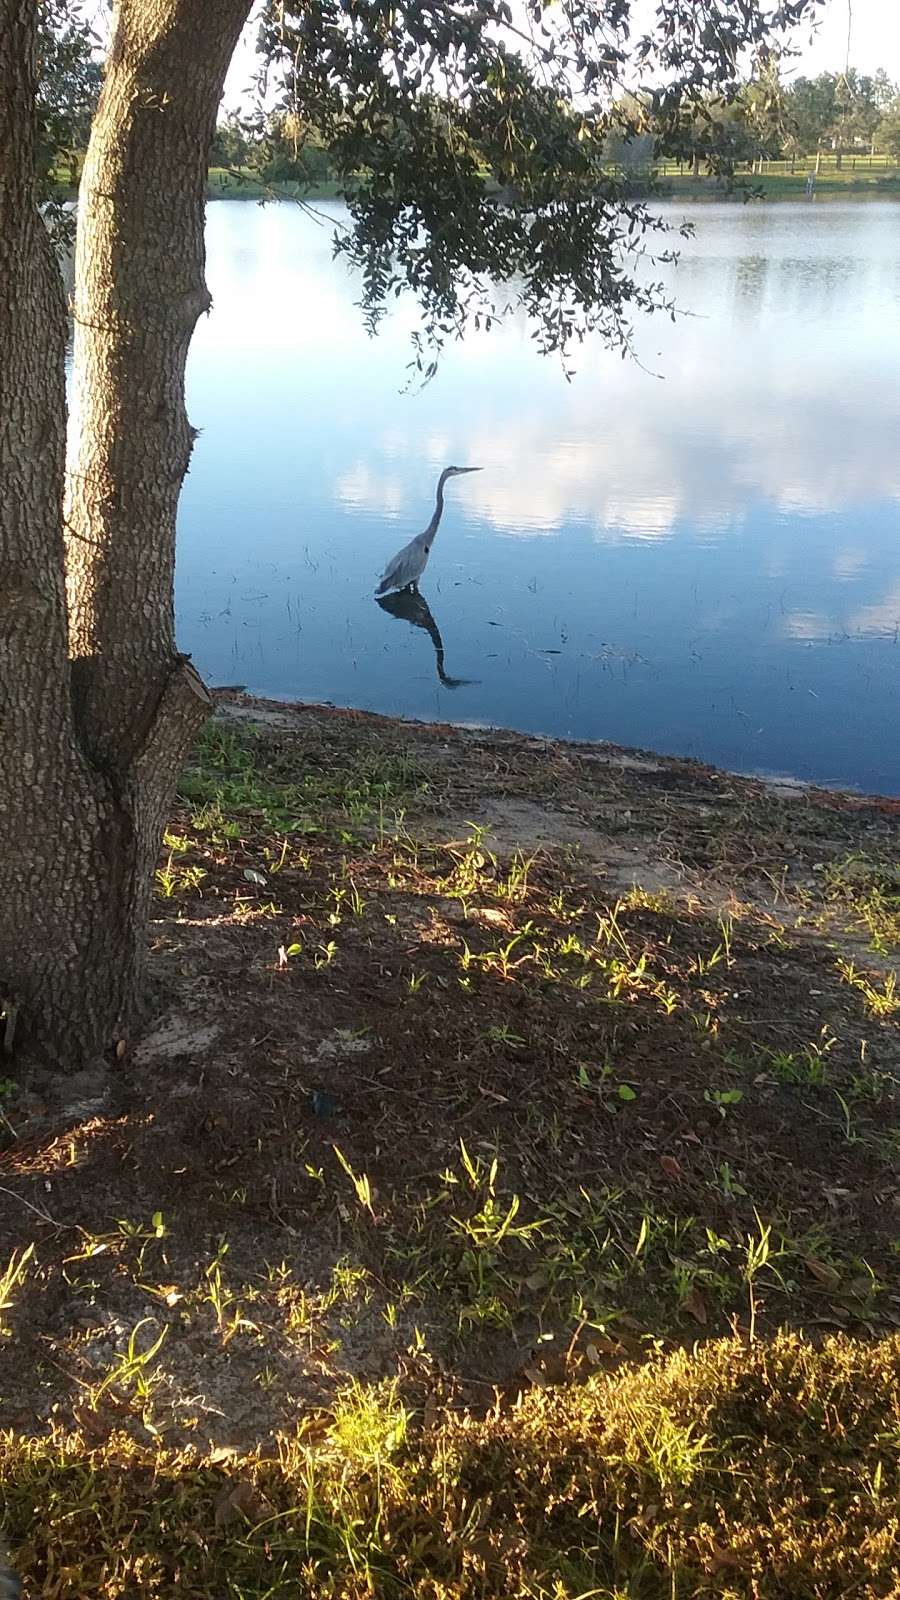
376 587 479 688
375 465 481 595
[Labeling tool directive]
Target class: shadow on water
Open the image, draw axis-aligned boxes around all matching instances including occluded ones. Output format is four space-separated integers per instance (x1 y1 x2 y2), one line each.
375 589 479 689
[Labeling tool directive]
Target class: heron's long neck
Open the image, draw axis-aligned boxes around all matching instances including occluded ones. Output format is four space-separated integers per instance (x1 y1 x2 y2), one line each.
426 473 448 539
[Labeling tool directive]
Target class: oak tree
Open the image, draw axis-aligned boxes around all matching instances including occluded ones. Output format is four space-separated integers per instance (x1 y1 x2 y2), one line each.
1 0 816 1067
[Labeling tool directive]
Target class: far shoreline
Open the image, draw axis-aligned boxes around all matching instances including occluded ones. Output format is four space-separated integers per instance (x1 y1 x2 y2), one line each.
200 167 900 205
49 169 900 207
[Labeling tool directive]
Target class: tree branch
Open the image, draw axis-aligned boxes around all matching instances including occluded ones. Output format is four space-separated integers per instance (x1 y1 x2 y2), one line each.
133 654 213 795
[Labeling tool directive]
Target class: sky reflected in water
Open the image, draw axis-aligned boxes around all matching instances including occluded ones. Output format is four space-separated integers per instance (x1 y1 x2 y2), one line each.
178 200 900 794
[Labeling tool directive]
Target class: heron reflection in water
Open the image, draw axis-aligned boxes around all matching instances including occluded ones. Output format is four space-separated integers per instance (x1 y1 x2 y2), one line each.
376 587 479 689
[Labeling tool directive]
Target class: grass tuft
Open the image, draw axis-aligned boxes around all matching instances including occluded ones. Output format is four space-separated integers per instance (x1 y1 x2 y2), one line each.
1 1333 897 1597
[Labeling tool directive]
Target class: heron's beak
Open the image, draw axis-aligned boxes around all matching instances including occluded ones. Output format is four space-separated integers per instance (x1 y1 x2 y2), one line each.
459 466 482 473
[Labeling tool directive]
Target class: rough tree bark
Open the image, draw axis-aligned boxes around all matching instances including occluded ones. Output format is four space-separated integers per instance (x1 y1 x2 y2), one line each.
0 0 250 1067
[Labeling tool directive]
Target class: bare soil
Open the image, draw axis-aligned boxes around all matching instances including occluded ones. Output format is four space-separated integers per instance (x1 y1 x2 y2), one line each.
0 695 896 1455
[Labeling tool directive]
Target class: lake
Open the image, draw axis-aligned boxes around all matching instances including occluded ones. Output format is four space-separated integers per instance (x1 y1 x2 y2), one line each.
178 199 900 795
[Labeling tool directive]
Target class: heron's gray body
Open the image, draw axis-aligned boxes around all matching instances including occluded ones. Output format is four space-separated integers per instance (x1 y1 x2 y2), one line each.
375 530 433 596
376 465 480 595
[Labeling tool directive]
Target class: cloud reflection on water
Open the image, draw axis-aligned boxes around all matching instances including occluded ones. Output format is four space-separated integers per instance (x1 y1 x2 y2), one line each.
333 319 900 544
200 199 900 547
181 199 900 791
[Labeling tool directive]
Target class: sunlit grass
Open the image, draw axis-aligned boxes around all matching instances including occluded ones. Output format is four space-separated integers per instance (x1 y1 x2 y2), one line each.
1 1334 898 1597
838 959 900 1017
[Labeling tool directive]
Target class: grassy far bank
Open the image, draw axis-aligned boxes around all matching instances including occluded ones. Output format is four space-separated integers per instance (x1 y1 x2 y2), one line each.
50 162 900 204
205 162 900 204
660 168 900 200
206 165 345 201
0 699 897 1595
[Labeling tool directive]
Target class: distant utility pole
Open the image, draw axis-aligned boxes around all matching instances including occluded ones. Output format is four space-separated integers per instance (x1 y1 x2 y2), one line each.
835 0 853 169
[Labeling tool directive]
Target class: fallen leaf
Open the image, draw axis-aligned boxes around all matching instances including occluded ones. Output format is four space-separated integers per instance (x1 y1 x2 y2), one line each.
683 1287 708 1325
522 1362 550 1389
659 1154 682 1180
707 1546 744 1574
214 1479 272 1530
243 868 267 886
803 1256 841 1289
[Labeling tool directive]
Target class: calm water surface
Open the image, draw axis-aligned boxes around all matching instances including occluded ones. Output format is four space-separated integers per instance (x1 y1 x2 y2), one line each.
178 200 900 793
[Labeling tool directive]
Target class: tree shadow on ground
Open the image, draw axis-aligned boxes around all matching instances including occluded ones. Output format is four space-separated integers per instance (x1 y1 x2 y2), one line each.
0 742 896 1458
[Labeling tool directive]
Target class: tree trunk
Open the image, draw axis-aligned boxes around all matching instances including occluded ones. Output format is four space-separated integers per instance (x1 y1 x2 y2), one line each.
0 0 250 1066
66 0 251 772
1 0 117 1061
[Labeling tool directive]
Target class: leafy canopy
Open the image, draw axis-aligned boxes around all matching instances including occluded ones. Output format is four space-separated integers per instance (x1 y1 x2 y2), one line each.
36 0 102 188
255 0 820 371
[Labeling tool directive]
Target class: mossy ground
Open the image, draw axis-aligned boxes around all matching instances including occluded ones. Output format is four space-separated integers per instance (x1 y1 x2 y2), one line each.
0 697 897 1596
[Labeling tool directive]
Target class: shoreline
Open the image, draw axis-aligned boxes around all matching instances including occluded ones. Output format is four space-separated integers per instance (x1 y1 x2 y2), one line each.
203 163 900 204
213 686 900 811
51 173 900 206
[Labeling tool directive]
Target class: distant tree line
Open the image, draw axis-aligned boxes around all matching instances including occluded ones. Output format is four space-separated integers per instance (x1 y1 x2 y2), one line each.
210 113 337 186
675 67 900 171
209 66 900 191
39 37 900 199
